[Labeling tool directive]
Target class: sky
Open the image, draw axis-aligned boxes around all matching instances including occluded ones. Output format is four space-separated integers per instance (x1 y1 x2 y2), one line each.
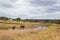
0 0 60 19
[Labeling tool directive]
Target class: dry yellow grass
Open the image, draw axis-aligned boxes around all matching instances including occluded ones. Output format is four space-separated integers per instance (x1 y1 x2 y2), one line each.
0 20 60 40
0 21 45 29
0 29 60 40
0 20 48 29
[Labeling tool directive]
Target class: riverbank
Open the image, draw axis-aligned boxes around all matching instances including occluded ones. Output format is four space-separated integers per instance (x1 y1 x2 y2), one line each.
0 21 48 30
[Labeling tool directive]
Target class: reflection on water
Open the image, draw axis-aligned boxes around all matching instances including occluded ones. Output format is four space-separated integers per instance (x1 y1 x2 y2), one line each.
8 26 47 30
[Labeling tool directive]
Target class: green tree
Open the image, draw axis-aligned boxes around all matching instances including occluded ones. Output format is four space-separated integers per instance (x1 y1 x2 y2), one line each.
0 16 9 21
15 18 21 22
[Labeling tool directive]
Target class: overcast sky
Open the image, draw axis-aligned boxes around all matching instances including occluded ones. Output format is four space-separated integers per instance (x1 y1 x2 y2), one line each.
0 0 60 19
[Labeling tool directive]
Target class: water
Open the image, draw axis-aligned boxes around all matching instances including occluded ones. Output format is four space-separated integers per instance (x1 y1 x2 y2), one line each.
8 26 47 30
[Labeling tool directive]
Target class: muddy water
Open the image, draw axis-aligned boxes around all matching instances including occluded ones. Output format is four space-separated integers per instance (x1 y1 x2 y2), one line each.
8 26 47 30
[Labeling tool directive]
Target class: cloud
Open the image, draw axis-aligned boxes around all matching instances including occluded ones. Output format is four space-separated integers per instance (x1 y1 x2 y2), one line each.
29 0 57 7
0 0 60 19
41 13 60 19
45 5 60 13
0 12 15 18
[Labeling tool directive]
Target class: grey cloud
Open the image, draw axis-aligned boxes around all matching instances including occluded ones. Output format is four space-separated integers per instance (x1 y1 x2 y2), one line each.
0 2 12 8
29 0 57 7
41 14 60 19
0 0 60 19
0 12 14 18
0 3 13 8
45 6 60 13
0 0 14 8
10 0 17 2
29 8 41 14
27 13 60 19
17 15 29 19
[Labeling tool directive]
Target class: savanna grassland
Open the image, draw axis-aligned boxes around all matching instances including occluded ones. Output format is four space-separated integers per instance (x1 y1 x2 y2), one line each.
0 20 49 29
0 20 60 40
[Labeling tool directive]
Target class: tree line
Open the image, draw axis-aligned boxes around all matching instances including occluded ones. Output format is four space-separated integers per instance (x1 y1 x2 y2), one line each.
0 16 60 24
0 16 21 21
